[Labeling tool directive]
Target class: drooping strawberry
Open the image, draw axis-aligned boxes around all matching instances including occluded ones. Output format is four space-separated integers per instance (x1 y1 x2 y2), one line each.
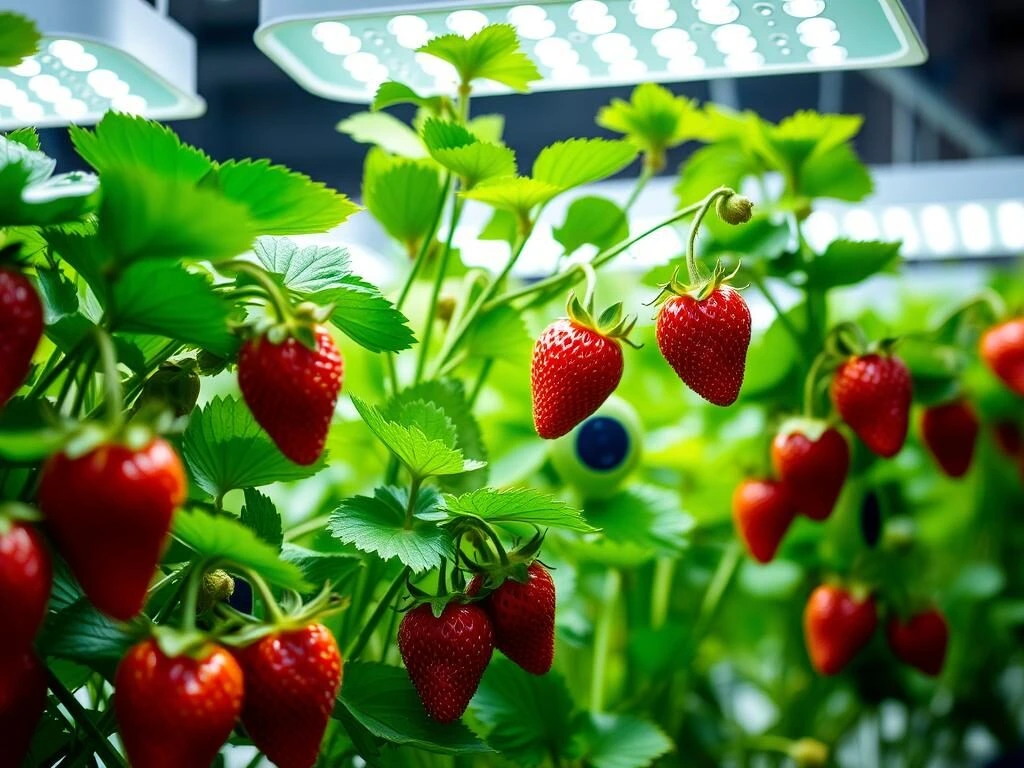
771 423 850 521
921 399 979 478
398 602 494 723
531 293 635 440
233 623 343 768
732 479 796 564
239 321 343 465
0 266 44 410
886 607 949 677
38 437 186 620
0 514 51 658
980 318 1024 396
0 651 46 768
831 353 912 458
115 639 244 768
804 584 877 675
469 562 556 676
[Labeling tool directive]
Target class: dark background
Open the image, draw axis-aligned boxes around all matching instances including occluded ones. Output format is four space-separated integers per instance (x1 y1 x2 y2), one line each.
41 0 1024 194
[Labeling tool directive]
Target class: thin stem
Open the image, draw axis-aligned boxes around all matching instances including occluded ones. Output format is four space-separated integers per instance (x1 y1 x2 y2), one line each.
579 261 598 309
179 560 206 633
404 475 423 529
284 513 332 542
396 174 454 312
476 520 509 566
47 670 127 768
685 187 733 283
93 327 123 428
623 164 654 213
27 341 84 399
415 197 465 384
747 271 805 357
590 569 620 713
650 558 674 630
347 565 411 660
803 351 831 419
692 541 742 643
467 360 493 407
70 349 99 416
246 569 285 624
222 260 292 322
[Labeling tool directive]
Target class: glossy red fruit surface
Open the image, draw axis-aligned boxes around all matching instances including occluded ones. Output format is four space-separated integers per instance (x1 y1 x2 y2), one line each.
980 318 1024 396
771 427 849 521
732 479 796 564
887 608 949 677
804 585 877 676
0 268 44 411
831 354 912 458
0 520 51 657
0 651 46 768
921 399 980 478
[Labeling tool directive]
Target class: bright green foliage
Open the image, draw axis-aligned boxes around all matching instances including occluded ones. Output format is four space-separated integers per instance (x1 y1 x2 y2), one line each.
0 11 40 65
363 151 445 251
583 486 693 559
422 118 517 188
805 239 901 289
577 713 675 768
252 237 352 294
418 24 540 91
533 138 637 190
553 196 629 255
461 176 561 215
280 544 362 590
5 126 41 151
466 305 532 362
336 112 427 158
372 81 446 114
444 487 594 532
597 83 703 162
39 598 141 666
241 488 283 551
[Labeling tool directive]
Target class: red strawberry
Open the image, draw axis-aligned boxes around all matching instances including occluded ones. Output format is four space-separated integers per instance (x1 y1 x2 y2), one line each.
732 479 796 564
398 602 494 723
239 325 343 465
115 639 243 768
886 608 949 677
993 421 1022 457
531 319 623 440
0 519 51 658
469 562 556 675
980 318 1024 396
656 285 751 406
233 623 343 768
0 267 44 410
38 437 186 620
921 399 979 478
0 651 46 768
804 585 877 675
772 426 849 521
830 354 912 458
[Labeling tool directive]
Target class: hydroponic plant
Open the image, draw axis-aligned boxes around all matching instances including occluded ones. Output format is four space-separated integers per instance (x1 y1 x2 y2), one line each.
2 13 1023 768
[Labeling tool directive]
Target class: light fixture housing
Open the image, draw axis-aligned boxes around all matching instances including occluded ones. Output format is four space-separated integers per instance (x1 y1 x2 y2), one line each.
0 0 205 130
255 0 927 103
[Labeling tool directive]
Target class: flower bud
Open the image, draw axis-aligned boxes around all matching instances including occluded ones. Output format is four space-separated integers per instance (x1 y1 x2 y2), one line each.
789 738 829 767
198 569 235 612
716 193 754 225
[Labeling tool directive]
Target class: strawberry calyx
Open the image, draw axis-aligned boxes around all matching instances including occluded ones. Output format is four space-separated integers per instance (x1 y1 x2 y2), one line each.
219 574 349 646
0 502 41 534
466 530 547 596
776 416 832 443
243 301 333 353
650 259 742 307
564 291 639 347
151 625 215 660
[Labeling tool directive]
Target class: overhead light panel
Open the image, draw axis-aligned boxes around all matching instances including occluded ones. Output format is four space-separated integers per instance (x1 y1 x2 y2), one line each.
0 0 205 130
256 0 926 103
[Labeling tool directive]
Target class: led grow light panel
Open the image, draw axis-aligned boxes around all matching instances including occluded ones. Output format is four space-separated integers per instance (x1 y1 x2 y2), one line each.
256 0 926 102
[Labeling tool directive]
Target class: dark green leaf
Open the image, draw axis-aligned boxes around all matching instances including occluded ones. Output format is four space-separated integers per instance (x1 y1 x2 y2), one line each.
805 239 901 289
799 143 873 202
576 713 674 768
363 155 445 250
317 276 416 353
280 543 362 589
241 488 283 551
39 598 142 665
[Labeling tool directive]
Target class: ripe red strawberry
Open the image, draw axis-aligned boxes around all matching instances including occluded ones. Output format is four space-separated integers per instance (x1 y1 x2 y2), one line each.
656 285 751 406
0 519 51 658
772 426 849 521
0 267 44 410
398 602 494 723
993 421 1022 457
115 639 243 768
980 318 1024 396
804 585 877 675
830 354 912 458
239 325 343 465
886 607 949 677
469 562 556 675
0 651 46 768
531 319 623 440
732 479 796 564
921 399 979 478
233 623 343 768
38 437 186 620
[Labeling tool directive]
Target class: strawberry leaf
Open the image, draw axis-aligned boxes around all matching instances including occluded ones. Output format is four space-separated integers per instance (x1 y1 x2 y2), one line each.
582 486 693 560
0 11 40 66
363 153 445 251
241 488 283 552
318 276 416 353
372 81 445 113
532 138 637 190
252 236 352 295
280 543 362 590
38 598 143 667
574 713 674 768
337 112 427 158
443 488 594 533
552 196 629 256
423 118 516 188
597 83 704 157
460 176 560 215
799 143 873 202
417 24 540 92
805 239 901 289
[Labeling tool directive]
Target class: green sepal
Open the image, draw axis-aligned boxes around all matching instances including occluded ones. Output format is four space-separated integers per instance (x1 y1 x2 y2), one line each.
650 259 742 309
151 625 213 660
564 291 639 345
218 581 349 647
0 502 41 534
775 416 831 443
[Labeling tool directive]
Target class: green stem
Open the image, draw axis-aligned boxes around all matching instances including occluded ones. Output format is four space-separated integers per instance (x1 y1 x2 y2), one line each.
747 271 805 355
692 541 742 643
28 340 84 399
246 569 285 624
404 475 423 529
623 164 654 213
70 349 99 416
803 351 831 419
685 187 733 283
47 670 127 768
179 559 206 632
415 197 466 384
650 558 674 630
579 261 598 309
242 752 265 768
475 519 509 566
397 176 453 311
347 565 411 660
93 327 123 428
590 569 620 713
467 359 493 407
284 513 332 542
222 260 292 323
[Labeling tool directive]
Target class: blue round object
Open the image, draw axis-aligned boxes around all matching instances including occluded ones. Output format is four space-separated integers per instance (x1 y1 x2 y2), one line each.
576 417 631 471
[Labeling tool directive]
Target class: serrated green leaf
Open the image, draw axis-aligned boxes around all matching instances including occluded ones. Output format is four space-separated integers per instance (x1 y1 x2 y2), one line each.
422 118 476 152
329 486 453 572
49 558 84 614
398 400 457 446
5 127 40 151
799 143 873 201
597 83 703 157
182 396 326 496
0 12 41 66
363 155 445 250
337 112 426 158
316 276 416 353
467 114 506 145
253 236 352 294
280 543 362 588
351 396 484 478
423 119 516 188
10 171 100 227
552 196 629 256
533 138 637 190
675 141 758 208
39 598 142 665
750 110 862 178
1 132 55 183
445 487 594 532
584 485 693 557
577 713 674 768
110 261 236 355
418 24 540 92
338 662 491 754
372 81 445 113
241 488 283 551
461 176 561 214
173 508 310 591
805 239 901 289
214 159 359 235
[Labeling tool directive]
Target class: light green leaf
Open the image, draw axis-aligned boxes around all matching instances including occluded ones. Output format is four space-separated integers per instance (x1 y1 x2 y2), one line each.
577 713 674 768
597 83 703 157
799 143 873 201
479 208 519 245
423 118 516 188
460 176 561 214
363 155 445 250
467 114 506 145
253 236 352 294
280 543 362 588
675 141 757 208
337 112 426 158
467 305 532 363
533 138 637 190
552 196 629 255
0 12 41 66
5 127 40 151
351 396 484 478
111 261 236 355
214 159 359 235
399 400 457 447
182 396 326 496
317 276 416 353
39 598 142 665
372 81 445 113
751 110 862 177
584 485 693 556
471 658 575 766
328 486 453 572
418 24 540 92
805 239 901 289
338 662 490 754
44 231 108 299
444 487 594 532
1 132 55 183
422 118 476 152
173 508 310 591
241 488 283 551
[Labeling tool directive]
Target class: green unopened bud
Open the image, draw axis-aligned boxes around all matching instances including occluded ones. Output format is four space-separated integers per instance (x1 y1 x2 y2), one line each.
789 739 829 767
437 296 456 324
716 193 754 225
198 569 235 612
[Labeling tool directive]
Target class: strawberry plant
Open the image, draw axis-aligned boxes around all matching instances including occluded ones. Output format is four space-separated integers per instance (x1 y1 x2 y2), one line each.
2 12 1024 768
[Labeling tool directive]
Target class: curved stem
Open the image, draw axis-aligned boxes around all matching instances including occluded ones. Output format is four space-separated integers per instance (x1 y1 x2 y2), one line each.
803 351 832 419
396 175 453 311
404 475 423 530
590 569 620 713
347 565 411 660
245 569 285 624
467 359 493 407
47 670 127 768
415 197 465 384
93 327 123 429
623 164 654 213
692 541 742 644
222 260 292 323
179 559 206 633
685 187 733 283
579 261 598 309
476 519 509 566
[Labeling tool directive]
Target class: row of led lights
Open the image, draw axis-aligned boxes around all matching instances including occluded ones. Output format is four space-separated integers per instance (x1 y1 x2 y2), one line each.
0 39 147 121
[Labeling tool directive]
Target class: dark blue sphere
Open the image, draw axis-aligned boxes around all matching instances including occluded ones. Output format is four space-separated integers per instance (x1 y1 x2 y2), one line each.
576 417 631 471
